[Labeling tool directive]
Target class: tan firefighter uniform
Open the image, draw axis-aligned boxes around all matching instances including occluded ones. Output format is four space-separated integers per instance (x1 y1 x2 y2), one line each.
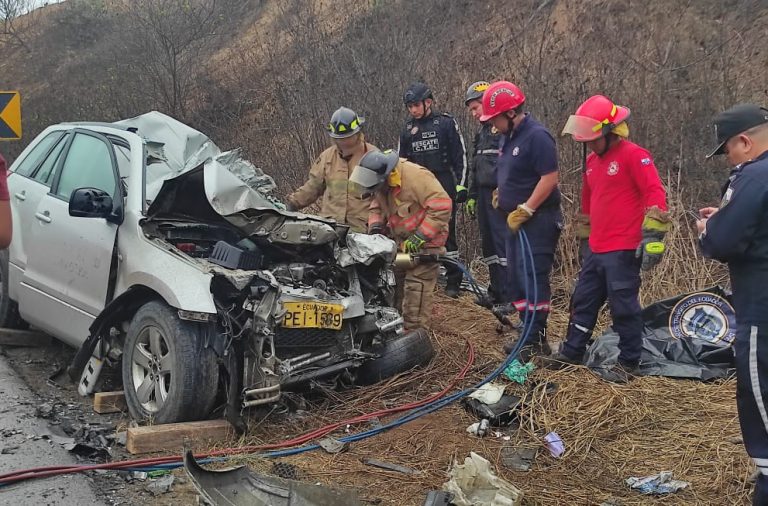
286 142 377 233
368 159 452 330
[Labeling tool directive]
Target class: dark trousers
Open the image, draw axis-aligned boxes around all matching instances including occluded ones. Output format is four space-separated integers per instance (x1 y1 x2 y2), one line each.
506 207 562 342
561 250 643 365
434 172 462 288
477 186 510 303
734 323 768 505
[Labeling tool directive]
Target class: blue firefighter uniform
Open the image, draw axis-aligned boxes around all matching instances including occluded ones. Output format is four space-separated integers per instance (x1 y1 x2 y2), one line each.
700 150 768 505
496 114 562 346
467 123 508 303
400 111 468 290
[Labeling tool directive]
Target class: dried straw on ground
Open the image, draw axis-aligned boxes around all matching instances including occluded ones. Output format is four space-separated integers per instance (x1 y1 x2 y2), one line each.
230 293 751 505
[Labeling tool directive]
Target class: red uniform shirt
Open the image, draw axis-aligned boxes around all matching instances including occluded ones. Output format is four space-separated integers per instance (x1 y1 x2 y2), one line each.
582 139 666 253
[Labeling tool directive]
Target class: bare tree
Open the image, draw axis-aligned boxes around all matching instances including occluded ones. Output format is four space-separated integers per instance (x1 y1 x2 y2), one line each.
112 0 224 119
0 0 36 50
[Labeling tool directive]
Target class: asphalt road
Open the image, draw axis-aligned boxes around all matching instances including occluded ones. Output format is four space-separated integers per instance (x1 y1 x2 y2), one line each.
0 351 104 505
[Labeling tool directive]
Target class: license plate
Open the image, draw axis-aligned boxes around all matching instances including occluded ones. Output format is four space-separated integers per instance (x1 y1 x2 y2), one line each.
281 301 344 330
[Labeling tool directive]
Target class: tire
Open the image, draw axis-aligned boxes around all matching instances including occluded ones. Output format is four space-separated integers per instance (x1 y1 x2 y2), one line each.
122 300 218 424
0 249 28 330
356 329 435 385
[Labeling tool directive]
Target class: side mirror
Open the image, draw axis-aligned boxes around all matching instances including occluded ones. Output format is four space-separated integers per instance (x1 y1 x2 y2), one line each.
69 188 114 219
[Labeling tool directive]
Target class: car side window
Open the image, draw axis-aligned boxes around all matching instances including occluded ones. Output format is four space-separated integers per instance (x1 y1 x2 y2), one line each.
33 133 69 186
55 133 116 200
12 131 63 177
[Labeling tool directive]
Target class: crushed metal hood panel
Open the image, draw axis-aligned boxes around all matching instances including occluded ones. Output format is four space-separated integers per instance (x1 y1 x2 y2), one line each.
584 287 736 380
132 112 346 246
183 451 362 506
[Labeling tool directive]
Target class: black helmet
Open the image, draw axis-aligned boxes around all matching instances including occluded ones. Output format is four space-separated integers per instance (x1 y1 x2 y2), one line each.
465 81 490 105
349 149 400 190
403 82 433 106
328 107 365 139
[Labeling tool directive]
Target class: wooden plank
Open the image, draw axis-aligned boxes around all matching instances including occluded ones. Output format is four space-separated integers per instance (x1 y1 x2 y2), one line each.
127 419 234 455
93 391 127 414
0 328 52 347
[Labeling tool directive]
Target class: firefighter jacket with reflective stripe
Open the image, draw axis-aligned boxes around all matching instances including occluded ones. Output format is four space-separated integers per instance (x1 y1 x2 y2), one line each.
368 160 452 250
399 111 468 189
286 142 376 233
468 123 502 199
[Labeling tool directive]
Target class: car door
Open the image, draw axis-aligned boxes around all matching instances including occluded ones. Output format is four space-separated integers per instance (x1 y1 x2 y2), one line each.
6 130 70 296
18 129 122 347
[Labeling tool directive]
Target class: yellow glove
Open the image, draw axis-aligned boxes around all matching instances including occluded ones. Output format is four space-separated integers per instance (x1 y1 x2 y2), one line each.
507 204 535 232
491 188 499 209
575 213 591 239
642 205 672 233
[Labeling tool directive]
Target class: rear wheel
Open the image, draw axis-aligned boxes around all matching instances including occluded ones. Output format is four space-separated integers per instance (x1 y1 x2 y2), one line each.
356 329 435 385
0 249 28 330
122 301 218 424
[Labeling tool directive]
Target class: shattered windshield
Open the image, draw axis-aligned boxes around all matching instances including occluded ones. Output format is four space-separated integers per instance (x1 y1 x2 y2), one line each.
113 111 282 212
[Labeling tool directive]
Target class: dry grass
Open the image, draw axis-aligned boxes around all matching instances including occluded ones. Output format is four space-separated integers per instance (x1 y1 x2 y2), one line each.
216 288 751 506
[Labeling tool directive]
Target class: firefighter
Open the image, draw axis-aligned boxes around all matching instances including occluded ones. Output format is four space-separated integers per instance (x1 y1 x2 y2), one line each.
464 81 508 304
546 95 670 383
399 82 468 298
697 104 768 504
478 81 561 359
350 149 452 330
286 107 376 233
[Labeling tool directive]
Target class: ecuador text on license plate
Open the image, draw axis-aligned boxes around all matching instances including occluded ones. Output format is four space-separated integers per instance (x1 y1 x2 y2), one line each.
282 301 344 330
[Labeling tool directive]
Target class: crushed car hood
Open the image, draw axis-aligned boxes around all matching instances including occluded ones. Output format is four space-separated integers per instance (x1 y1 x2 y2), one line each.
117 111 282 214
128 111 396 259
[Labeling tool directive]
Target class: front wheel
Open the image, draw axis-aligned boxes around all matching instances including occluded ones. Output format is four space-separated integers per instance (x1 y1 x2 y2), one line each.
122 301 218 424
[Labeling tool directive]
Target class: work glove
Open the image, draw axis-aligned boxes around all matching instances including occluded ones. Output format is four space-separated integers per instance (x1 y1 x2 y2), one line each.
506 204 535 233
575 213 591 263
491 188 499 209
635 206 671 271
455 185 468 204
403 231 428 254
465 198 477 218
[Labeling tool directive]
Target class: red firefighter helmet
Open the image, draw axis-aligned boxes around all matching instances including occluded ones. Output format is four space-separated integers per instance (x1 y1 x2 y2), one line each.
479 81 526 122
562 95 631 142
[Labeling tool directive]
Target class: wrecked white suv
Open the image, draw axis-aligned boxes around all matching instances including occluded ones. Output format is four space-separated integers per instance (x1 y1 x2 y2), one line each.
1 112 433 428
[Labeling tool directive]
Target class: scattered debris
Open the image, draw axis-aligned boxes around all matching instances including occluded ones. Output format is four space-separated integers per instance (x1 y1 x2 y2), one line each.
119 470 148 482
35 402 55 419
318 436 349 454
500 446 538 472
361 458 420 475
463 394 522 427
271 461 300 480
422 490 454 505
184 450 361 505
626 471 690 495
66 424 115 461
442 452 523 506
145 474 175 496
37 429 76 447
503 359 535 384
544 432 564 458
468 382 506 405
